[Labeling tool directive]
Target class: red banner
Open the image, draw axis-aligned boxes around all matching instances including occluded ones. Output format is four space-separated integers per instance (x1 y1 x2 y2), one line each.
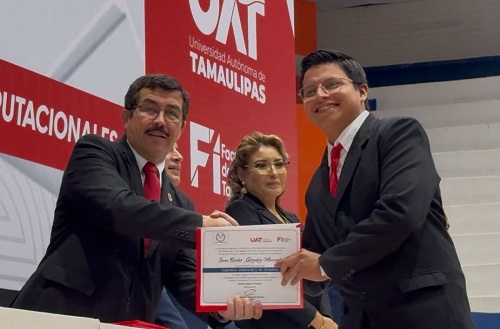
145 0 297 213
0 59 123 170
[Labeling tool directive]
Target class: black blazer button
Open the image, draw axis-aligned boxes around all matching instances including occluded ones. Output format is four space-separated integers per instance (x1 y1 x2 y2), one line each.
360 292 366 300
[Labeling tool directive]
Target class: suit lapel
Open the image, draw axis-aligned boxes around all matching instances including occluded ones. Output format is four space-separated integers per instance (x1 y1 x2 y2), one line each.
276 205 300 224
243 194 283 225
118 136 143 196
308 154 340 247
316 149 336 214
312 115 376 228
160 173 175 206
118 135 164 258
333 114 376 213
145 171 175 256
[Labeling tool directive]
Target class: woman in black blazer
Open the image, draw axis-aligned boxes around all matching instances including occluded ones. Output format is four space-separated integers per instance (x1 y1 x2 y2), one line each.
225 132 337 329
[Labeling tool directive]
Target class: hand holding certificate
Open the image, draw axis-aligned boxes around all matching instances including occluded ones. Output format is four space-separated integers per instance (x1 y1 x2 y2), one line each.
196 223 302 312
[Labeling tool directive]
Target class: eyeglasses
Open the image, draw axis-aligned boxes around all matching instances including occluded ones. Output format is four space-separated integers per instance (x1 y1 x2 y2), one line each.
299 76 356 103
242 160 289 175
133 104 183 125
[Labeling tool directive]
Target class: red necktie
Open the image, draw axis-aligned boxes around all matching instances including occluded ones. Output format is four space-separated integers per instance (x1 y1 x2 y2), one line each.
329 143 343 197
143 162 160 257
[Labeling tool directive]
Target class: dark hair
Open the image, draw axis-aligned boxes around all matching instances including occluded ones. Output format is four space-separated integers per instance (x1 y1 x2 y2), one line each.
124 74 190 122
226 132 288 206
300 50 369 110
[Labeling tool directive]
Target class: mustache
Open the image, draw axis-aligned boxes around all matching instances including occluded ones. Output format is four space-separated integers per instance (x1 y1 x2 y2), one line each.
145 126 169 136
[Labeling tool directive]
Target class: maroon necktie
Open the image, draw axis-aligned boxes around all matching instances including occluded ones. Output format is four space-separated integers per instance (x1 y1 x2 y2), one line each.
329 143 343 197
142 162 160 257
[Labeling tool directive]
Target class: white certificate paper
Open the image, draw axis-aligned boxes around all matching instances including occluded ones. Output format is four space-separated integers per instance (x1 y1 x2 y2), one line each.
196 224 303 312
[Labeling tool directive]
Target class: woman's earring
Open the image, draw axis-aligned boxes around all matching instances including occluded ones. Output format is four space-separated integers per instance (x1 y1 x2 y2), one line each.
241 182 247 194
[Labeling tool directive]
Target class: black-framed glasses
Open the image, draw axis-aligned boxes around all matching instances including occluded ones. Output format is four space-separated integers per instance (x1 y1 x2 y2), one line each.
133 104 183 125
242 160 289 175
299 76 357 103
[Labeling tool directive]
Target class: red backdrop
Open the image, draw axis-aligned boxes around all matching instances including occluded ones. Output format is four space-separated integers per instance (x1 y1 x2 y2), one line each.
0 59 123 170
145 0 297 213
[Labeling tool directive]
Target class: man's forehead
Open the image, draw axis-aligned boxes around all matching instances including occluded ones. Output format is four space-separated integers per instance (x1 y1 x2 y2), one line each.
138 88 183 103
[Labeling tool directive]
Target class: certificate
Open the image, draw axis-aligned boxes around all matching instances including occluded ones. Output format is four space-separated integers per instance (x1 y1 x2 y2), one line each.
196 224 302 312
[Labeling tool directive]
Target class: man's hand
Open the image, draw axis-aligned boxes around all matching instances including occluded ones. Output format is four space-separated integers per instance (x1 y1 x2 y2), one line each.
324 316 339 329
275 249 328 286
218 295 263 321
202 210 239 227
309 312 338 329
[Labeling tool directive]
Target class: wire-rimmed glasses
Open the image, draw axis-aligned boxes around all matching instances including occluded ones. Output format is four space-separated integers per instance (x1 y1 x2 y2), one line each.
133 103 183 125
299 76 357 103
242 160 289 175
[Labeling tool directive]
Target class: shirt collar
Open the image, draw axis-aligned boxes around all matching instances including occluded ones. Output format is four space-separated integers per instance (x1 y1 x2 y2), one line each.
127 140 166 177
328 110 369 154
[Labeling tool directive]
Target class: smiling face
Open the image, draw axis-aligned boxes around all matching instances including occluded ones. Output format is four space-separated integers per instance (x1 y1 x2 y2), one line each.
122 88 184 164
302 63 368 142
238 146 287 206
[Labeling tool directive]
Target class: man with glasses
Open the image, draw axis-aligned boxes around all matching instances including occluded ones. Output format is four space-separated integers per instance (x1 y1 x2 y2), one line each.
11 74 262 327
276 50 474 329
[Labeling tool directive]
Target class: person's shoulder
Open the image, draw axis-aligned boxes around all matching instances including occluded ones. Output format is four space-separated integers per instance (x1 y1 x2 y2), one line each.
225 196 254 212
172 184 195 211
372 115 428 148
376 115 422 129
75 133 116 148
76 134 124 152
225 197 248 208
278 206 301 223
78 133 107 143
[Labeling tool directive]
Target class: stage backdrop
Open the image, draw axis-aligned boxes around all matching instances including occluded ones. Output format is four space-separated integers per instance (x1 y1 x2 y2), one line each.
0 0 297 293
145 0 297 214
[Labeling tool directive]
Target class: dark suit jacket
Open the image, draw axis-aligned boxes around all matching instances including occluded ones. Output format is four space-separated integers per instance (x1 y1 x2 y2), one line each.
225 193 332 329
11 134 209 324
303 115 474 329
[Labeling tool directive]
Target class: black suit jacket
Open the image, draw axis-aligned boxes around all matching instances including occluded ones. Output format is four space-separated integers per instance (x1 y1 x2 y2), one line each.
225 193 332 329
11 135 209 323
303 115 474 329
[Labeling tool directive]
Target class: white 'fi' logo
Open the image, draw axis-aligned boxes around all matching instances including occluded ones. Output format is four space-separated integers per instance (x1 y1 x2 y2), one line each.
190 122 221 194
190 122 235 196
189 0 265 60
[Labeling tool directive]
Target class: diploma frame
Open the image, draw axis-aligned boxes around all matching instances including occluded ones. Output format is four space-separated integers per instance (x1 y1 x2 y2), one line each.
196 224 303 312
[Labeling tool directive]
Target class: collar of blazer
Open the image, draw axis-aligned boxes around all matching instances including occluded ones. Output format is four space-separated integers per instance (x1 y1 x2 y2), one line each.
317 114 377 212
117 134 169 256
241 193 299 224
117 134 143 197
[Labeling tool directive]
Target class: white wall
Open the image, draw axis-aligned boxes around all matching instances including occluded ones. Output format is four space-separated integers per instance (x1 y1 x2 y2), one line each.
316 0 500 66
0 0 144 290
0 0 144 106
371 77 500 313
316 0 500 314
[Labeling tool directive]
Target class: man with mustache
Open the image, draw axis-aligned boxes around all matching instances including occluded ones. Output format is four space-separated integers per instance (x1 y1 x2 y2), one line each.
11 74 262 327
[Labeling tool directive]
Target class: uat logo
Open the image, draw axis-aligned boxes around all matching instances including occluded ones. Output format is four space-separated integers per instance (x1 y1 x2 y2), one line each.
250 237 263 242
189 0 265 60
